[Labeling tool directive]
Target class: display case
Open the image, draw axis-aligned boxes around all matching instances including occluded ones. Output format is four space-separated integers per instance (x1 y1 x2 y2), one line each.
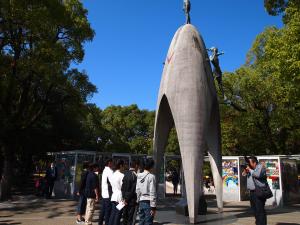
256 155 300 206
257 156 282 206
222 156 243 201
281 157 300 204
49 150 96 198
48 151 299 205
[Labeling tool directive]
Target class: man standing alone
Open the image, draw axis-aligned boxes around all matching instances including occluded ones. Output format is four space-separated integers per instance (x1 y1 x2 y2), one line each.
242 156 268 225
99 159 114 225
121 160 139 225
45 162 57 199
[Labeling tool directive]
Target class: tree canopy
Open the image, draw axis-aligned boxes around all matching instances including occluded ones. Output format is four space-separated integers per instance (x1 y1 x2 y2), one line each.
0 0 96 199
221 1 299 155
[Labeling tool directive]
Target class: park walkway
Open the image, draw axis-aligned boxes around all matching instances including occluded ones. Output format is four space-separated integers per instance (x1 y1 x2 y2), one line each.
0 195 299 225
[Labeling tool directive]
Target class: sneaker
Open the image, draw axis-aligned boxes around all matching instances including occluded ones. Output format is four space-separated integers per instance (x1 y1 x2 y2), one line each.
76 219 83 224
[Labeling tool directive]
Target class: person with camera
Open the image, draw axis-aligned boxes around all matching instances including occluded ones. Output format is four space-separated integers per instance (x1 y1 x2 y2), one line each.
242 156 272 225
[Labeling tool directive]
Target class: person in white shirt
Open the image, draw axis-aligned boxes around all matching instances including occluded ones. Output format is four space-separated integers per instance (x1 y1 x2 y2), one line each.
108 160 125 225
99 159 114 225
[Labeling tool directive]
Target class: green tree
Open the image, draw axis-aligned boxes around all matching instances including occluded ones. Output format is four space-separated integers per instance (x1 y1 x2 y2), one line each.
264 0 299 17
101 105 155 154
221 2 300 155
0 0 95 199
165 127 180 155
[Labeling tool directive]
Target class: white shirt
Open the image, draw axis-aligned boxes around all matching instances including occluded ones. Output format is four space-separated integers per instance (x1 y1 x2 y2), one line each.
110 170 124 203
101 166 114 198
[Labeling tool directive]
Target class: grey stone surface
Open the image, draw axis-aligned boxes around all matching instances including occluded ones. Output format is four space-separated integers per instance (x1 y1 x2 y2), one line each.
153 24 223 223
1 196 299 225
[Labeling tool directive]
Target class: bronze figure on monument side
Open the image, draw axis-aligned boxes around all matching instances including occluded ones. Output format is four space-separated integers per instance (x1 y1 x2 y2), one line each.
207 47 225 100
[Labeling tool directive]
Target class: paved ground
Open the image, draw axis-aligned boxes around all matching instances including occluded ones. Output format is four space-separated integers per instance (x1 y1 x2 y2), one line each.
0 195 299 225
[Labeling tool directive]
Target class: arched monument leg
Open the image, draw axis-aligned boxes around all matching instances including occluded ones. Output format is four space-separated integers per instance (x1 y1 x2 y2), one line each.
175 113 206 224
206 101 223 212
153 96 174 189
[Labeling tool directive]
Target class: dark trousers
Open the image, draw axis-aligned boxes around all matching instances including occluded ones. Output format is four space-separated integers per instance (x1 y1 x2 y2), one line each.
250 191 267 225
108 201 123 225
139 201 153 225
77 195 87 215
122 204 136 225
46 180 54 198
99 198 112 225
172 183 178 195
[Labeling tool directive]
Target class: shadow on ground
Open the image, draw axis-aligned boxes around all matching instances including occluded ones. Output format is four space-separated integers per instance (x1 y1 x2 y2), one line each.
0 220 21 225
275 223 300 225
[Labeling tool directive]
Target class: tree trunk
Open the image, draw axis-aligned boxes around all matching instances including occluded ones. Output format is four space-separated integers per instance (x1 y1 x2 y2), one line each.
0 146 13 201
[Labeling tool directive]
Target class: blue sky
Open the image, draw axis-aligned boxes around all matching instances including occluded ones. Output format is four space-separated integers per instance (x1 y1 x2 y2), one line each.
76 0 282 110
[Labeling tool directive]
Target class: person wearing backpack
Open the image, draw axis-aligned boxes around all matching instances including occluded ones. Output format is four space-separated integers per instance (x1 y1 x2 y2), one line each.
242 156 272 225
121 160 139 225
136 159 156 225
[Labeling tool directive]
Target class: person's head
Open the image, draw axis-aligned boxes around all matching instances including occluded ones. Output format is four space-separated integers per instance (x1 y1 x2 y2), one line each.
144 158 155 172
248 156 258 169
130 159 140 172
83 162 89 171
89 163 99 173
105 158 113 168
50 162 55 168
115 159 125 172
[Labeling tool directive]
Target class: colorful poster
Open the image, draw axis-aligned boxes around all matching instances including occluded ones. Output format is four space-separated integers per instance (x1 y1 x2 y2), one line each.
222 159 239 190
259 159 280 190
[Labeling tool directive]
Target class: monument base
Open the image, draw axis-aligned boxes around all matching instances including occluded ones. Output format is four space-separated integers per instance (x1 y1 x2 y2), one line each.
175 195 207 216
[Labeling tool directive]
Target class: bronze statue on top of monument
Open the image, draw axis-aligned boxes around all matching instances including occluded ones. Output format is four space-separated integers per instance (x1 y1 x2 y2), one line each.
183 0 191 24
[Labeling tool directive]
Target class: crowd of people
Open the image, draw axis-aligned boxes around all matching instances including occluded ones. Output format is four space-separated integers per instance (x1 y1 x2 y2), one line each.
76 158 157 225
38 155 271 225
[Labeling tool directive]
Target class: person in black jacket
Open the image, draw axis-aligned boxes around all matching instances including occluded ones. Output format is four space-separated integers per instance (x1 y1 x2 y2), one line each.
45 162 57 198
121 160 139 225
76 162 89 224
171 169 180 196
84 164 100 225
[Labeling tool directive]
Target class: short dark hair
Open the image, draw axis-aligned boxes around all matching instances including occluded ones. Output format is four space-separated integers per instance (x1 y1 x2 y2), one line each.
89 163 99 171
249 156 258 164
130 159 140 168
115 159 125 170
83 162 89 170
144 158 155 170
105 158 113 166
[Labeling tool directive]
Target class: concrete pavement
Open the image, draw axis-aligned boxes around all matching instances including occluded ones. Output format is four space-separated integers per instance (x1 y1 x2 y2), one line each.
0 195 299 225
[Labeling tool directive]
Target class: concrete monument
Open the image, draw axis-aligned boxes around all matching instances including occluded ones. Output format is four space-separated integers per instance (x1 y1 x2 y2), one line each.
153 17 223 225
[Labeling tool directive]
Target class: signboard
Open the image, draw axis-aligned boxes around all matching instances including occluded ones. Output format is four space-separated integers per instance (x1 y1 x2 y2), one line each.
259 159 280 190
222 159 239 201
